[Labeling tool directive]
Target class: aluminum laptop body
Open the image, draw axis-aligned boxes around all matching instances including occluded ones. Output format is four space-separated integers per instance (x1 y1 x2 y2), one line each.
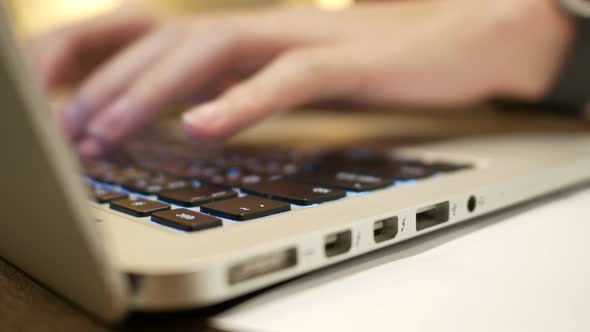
2 6 590 322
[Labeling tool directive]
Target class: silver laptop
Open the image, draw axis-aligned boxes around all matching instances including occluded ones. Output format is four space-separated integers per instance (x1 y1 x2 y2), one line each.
2 5 590 322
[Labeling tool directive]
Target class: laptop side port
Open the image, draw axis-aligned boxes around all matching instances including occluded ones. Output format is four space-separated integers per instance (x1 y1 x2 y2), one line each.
467 195 477 213
324 230 352 258
228 248 297 285
416 202 450 231
373 217 398 243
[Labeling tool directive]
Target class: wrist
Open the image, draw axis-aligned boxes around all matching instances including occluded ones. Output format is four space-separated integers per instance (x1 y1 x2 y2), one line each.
490 0 575 102
545 1 590 116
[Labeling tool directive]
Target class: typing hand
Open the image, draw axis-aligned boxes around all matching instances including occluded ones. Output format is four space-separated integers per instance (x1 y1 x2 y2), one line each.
27 0 573 157
26 3 157 95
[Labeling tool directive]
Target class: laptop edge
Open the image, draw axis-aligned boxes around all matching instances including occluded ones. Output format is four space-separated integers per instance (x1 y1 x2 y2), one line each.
0 5 128 321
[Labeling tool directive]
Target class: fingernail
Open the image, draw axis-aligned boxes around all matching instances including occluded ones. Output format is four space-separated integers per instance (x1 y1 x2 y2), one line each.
77 138 103 158
88 97 132 143
182 101 224 128
87 123 106 142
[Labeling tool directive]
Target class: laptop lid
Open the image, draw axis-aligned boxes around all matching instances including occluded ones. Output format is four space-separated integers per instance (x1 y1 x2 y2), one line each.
0 5 128 321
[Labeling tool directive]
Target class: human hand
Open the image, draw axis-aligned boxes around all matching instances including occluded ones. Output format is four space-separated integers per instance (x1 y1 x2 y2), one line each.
26 2 157 92
29 0 573 157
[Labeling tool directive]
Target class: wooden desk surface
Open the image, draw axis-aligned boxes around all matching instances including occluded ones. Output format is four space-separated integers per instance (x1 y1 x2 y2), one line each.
0 257 231 331
1 109 589 331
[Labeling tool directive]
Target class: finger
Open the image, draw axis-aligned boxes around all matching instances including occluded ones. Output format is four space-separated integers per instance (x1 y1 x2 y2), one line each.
62 26 178 140
182 47 362 140
81 28 289 154
80 30 266 152
27 12 153 90
25 27 77 89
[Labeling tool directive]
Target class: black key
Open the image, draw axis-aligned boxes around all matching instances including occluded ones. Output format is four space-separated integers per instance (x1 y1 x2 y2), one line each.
153 159 191 175
294 171 393 192
179 162 220 179
384 162 438 180
244 160 299 177
110 198 170 217
310 149 440 180
122 176 187 195
203 168 262 188
157 186 238 207
201 196 290 221
83 161 117 179
96 168 150 185
93 188 128 203
152 209 222 232
427 162 472 173
322 163 435 181
242 180 346 206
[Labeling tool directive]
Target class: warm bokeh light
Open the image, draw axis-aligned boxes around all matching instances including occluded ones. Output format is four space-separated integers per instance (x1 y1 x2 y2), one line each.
8 0 356 38
314 0 354 10
10 0 121 37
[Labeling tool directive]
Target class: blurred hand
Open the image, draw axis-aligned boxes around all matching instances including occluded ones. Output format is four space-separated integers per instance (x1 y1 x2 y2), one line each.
26 3 157 92
27 0 573 157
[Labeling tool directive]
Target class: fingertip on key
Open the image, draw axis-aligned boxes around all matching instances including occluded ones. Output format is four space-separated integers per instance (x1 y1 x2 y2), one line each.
182 112 220 142
182 101 232 142
182 119 228 143
77 138 103 158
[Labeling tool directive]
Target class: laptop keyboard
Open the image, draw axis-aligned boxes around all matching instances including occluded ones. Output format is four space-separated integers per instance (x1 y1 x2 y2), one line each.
83 138 471 233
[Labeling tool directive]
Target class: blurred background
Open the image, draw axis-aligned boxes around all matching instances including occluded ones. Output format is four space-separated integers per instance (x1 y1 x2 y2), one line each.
8 0 357 38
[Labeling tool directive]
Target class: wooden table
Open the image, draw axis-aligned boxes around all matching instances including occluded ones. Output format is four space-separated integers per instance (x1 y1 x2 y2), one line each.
0 258 217 332
0 257 240 332
1 109 589 331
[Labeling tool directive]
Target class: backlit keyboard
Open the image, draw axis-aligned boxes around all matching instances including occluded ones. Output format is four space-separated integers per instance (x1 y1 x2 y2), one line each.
83 138 471 233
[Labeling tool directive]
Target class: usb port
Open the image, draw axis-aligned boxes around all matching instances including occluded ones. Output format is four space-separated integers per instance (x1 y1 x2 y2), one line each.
416 202 449 231
324 230 352 258
228 248 297 285
373 217 398 243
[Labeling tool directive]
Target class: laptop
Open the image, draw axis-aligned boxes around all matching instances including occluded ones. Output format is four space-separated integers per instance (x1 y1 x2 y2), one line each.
2 4 590 322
